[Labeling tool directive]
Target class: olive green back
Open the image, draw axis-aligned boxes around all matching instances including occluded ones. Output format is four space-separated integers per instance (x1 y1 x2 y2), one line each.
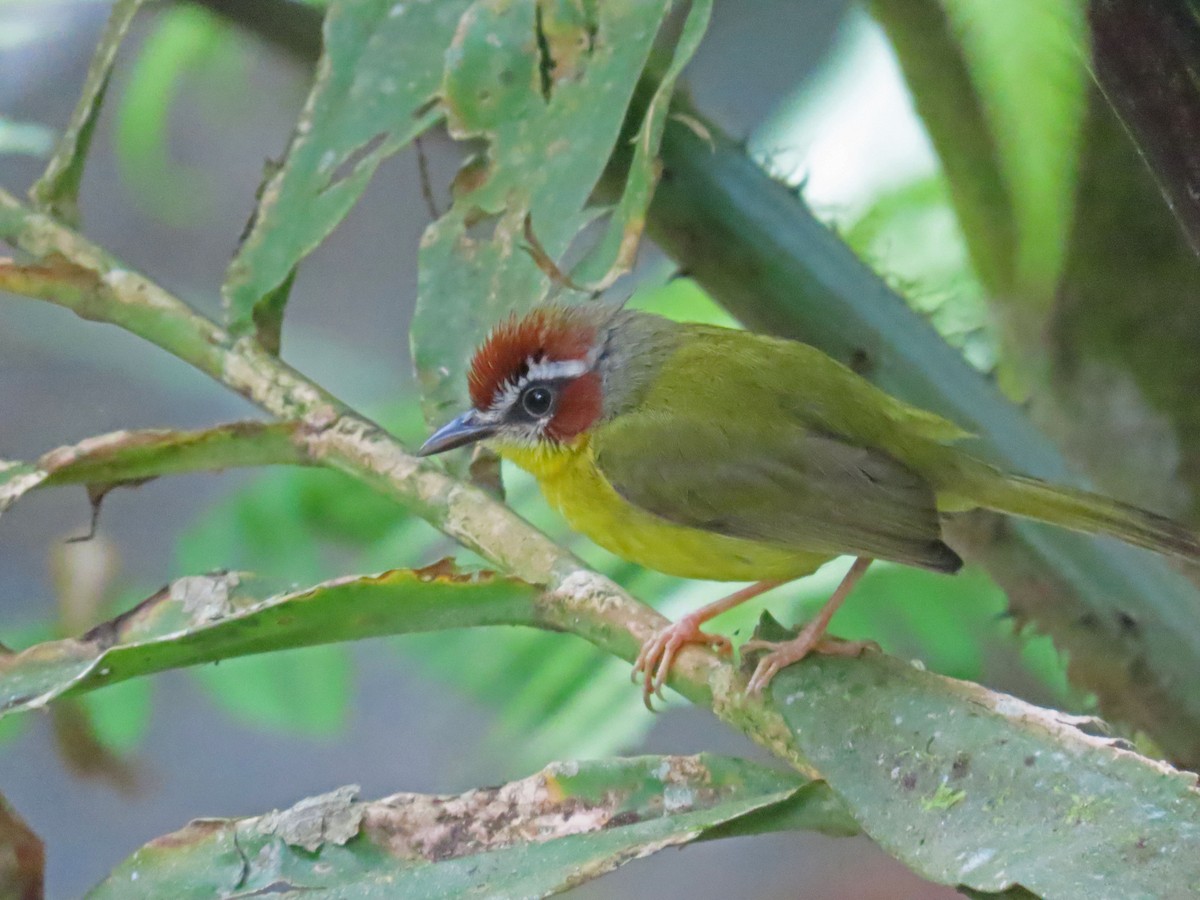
591 320 967 572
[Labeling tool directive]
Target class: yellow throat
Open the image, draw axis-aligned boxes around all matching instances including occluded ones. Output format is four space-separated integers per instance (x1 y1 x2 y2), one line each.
497 435 831 583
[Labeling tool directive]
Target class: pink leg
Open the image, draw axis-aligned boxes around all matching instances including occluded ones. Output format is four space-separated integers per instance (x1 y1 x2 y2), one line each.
633 580 782 710
743 556 875 695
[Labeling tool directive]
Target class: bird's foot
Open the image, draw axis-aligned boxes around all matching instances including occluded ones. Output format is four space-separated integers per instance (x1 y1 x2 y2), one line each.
632 614 733 710
742 626 878 696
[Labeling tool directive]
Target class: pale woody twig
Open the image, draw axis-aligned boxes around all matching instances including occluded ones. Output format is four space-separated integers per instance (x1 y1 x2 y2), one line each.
0 185 810 773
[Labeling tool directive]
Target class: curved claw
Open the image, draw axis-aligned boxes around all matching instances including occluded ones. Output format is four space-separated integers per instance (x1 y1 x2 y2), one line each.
631 616 732 711
744 633 877 696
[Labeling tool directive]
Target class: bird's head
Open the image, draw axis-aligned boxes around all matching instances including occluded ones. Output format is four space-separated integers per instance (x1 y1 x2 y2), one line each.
417 304 625 458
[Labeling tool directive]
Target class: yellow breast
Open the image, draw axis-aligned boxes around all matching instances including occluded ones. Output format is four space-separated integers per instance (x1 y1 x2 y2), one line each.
499 438 829 582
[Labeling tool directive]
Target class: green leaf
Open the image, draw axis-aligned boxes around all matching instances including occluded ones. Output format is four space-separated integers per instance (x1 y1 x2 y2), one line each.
411 0 675 430
757 620 1200 897
28 0 146 225
192 645 350 737
35 421 310 489
0 623 49 749
89 755 851 898
0 562 538 717
0 421 311 523
222 0 472 341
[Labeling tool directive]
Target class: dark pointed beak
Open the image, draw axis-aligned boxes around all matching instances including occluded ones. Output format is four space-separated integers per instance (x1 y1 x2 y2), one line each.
416 411 497 457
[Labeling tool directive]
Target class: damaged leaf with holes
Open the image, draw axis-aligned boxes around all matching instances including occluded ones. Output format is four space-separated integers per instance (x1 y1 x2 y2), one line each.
750 615 1200 898
412 0 709 433
90 754 854 898
0 562 538 718
222 0 474 342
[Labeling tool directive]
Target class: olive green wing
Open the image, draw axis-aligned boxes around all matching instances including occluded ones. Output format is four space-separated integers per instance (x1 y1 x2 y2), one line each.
592 411 962 573
657 325 974 451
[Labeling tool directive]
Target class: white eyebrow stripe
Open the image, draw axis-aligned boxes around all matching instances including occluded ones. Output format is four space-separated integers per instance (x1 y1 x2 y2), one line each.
527 358 588 381
486 356 590 415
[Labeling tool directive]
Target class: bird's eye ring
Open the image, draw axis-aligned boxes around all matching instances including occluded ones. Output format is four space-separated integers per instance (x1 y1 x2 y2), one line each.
521 385 554 417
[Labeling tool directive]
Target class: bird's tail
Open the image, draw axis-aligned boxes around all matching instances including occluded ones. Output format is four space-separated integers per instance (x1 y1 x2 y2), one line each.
953 465 1200 561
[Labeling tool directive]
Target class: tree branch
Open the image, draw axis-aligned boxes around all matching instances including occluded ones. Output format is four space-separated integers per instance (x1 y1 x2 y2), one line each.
0 185 807 773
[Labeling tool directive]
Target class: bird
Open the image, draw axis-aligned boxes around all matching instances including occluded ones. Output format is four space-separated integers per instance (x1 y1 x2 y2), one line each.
417 302 1200 706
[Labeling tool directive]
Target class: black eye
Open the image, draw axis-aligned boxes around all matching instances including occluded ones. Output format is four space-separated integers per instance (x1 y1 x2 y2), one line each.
521 385 554 417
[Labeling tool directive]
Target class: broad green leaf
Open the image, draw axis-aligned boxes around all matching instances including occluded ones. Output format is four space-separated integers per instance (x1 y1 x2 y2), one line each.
28 0 146 225
757 620 1200 897
411 0 673 429
222 0 472 341
694 555 1079 715
89 755 853 898
34 421 310 488
0 422 310 523
0 562 537 717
